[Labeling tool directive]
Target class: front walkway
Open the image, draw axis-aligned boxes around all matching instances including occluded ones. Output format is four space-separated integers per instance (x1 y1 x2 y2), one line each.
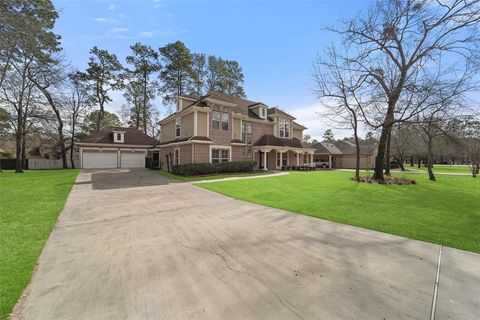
190 171 289 184
12 169 480 320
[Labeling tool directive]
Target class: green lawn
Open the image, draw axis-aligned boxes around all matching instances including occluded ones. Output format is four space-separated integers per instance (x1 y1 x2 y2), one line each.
199 171 480 253
406 164 472 174
157 169 275 182
0 170 78 319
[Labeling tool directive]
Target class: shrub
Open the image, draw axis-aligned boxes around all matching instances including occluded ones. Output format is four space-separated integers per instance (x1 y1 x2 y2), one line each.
171 161 256 176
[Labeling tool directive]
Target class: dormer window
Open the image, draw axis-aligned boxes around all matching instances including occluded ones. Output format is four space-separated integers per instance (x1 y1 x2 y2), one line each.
260 108 266 119
113 131 125 143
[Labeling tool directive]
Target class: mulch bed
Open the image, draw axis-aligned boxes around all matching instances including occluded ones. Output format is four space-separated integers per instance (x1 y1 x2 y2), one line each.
352 176 417 185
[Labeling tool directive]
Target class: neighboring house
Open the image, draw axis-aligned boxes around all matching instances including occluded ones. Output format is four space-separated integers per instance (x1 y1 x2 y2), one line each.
27 140 73 160
311 140 377 169
157 91 315 170
76 127 158 169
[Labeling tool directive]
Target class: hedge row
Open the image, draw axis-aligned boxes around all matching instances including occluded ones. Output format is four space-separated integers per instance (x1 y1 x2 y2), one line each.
171 161 256 176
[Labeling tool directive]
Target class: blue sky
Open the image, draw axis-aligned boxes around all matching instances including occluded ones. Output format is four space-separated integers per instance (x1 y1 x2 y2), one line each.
53 0 370 139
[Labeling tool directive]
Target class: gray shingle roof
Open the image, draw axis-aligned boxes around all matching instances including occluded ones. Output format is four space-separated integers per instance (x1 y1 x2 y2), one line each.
312 142 343 155
253 134 304 148
176 91 297 121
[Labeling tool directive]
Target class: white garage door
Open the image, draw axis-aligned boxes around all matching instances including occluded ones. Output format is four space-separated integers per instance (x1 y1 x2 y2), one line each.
82 151 117 169
120 151 145 168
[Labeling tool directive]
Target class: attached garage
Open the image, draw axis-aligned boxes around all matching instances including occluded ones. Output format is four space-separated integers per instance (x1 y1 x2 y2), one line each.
76 127 158 169
120 151 145 168
82 150 117 169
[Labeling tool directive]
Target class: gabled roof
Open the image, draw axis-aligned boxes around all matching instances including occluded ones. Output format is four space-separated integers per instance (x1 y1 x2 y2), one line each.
267 107 296 120
312 142 343 155
166 91 299 123
312 140 377 155
80 127 158 145
253 134 304 148
335 140 377 155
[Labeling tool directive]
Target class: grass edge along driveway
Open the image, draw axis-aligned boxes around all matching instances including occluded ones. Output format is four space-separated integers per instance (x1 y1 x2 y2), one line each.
199 170 480 254
0 169 78 319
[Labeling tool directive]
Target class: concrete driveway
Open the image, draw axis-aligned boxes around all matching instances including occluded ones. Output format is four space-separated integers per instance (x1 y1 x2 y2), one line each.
13 169 480 320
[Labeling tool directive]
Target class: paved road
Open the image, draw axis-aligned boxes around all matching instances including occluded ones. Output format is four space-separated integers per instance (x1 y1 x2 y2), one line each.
12 169 480 320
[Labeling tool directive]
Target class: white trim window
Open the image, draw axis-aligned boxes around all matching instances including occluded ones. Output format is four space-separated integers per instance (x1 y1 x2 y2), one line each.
221 110 229 130
279 119 290 138
174 147 180 165
211 148 230 163
242 121 252 156
212 110 221 130
175 118 181 138
241 121 252 144
212 109 229 131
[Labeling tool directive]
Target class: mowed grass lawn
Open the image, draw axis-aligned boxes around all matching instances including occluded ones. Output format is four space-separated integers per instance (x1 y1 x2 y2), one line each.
410 164 472 174
0 170 78 319
199 171 480 253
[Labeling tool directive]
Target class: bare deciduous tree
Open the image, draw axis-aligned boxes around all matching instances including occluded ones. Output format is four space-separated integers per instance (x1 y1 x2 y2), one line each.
313 47 364 181
329 0 480 182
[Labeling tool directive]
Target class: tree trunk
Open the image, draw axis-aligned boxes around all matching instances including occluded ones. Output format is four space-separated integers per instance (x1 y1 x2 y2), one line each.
58 123 68 169
353 122 360 182
21 129 27 168
417 158 422 169
143 72 148 134
373 127 388 181
373 103 395 182
410 156 414 167
427 140 436 181
15 106 23 173
385 128 392 176
32 81 68 169
70 119 76 169
97 105 104 132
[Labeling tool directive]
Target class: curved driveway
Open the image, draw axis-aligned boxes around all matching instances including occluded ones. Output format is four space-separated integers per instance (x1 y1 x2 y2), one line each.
13 169 480 319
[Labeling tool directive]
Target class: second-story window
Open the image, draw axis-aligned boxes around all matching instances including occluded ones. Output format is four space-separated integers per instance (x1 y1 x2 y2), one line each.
242 121 252 156
212 111 220 129
175 118 181 137
279 119 290 138
212 109 229 131
242 121 252 144
221 110 229 130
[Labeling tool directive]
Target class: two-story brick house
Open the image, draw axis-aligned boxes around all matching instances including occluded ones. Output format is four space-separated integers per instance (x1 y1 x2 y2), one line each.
157 91 315 170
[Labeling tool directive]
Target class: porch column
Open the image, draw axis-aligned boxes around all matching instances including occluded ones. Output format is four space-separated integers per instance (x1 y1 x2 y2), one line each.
280 152 283 169
329 155 332 168
264 151 268 171
310 153 313 164
296 152 299 166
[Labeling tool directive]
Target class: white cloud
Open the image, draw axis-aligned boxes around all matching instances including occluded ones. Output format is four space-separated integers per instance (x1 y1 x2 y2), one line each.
93 17 108 23
288 104 366 140
138 31 155 38
111 27 129 33
108 4 118 10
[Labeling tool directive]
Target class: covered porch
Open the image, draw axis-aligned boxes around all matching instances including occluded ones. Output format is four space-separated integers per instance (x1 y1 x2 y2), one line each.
253 146 315 171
